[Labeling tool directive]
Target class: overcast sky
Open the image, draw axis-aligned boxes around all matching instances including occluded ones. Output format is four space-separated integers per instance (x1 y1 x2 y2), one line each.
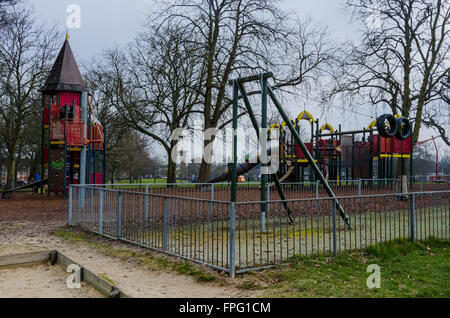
27 0 445 158
29 0 358 60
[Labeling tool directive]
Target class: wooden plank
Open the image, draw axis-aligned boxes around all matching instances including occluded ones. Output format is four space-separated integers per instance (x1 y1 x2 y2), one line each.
0 250 129 298
55 251 129 298
0 250 52 268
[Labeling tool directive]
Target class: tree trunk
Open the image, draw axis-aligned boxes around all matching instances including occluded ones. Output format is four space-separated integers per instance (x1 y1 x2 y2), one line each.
6 137 19 190
167 149 177 184
28 150 39 183
395 158 409 177
6 153 17 190
197 128 217 183
198 158 212 183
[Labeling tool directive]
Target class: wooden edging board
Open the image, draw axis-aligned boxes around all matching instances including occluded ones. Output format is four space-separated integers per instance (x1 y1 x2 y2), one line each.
0 250 129 298
0 251 51 269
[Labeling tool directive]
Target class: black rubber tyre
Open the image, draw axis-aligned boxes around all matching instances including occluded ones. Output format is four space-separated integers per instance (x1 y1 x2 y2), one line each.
395 117 412 140
376 114 398 138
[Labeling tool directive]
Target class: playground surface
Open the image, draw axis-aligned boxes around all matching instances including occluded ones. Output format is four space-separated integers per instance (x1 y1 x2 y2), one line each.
0 264 102 298
1 192 448 298
0 194 252 298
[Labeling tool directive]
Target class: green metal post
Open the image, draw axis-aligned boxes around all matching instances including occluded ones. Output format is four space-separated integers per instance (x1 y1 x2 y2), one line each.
231 81 238 203
260 75 268 233
237 84 293 223
229 80 238 278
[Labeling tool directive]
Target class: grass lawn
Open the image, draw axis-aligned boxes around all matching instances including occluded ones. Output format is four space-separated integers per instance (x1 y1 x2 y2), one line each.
237 237 449 297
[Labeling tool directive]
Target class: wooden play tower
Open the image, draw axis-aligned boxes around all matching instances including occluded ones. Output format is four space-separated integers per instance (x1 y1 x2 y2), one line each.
40 35 104 196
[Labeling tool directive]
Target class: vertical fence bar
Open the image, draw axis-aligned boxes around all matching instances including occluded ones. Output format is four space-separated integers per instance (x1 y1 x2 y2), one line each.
144 185 149 220
230 202 236 278
315 180 319 209
68 186 73 225
410 193 416 242
210 184 214 217
117 192 122 237
332 198 337 256
316 180 319 198
163 198 168 251
99 190 104 235
358 179 362 197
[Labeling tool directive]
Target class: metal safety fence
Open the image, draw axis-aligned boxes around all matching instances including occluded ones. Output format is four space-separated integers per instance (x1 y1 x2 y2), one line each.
69 185 449 276
93 178 449 202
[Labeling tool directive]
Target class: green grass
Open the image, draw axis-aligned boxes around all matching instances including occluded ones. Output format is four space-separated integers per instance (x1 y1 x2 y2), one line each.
237 238 450 297
98 274 117 286
113 204 448 272
52 228 218 283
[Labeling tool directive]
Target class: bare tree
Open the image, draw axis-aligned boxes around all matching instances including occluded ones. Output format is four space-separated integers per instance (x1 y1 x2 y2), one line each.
442 73 450 104
154 0 336 182
329 0 450 145
0 0 18 28
87 24 202 183
0 7 59 189
421 72 450 146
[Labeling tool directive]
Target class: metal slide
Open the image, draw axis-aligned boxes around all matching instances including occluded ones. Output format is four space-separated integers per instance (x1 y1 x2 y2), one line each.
208 160 260 184
208 157 297 185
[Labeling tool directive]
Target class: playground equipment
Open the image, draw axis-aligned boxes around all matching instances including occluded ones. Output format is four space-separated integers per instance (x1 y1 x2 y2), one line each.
1 179 48 199
209 106 415 188
39 36 104 196
207 72 416 231
271 113 414 183
227 73 352 228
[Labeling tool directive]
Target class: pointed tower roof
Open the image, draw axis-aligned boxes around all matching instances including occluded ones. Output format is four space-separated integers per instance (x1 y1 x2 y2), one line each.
41 39 87 92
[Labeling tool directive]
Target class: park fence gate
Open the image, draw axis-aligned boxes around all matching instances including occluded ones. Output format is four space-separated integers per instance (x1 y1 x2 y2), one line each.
69 185 450 277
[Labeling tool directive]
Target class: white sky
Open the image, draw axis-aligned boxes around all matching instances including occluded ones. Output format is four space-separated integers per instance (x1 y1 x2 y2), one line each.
28 0 448 159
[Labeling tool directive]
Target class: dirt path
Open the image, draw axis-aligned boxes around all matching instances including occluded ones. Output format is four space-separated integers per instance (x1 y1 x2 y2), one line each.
0 195 251 298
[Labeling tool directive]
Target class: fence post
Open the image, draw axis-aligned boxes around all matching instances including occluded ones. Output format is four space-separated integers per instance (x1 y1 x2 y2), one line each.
332 199 337 256
261 184 270 233
229 202 236 278
144 185 149 221
210 184 214 217
80 185 85 209
68 186 73 226
99 190 104 235
117 192 122 237
358 179 362 197
315 180 319 209
163 198 168 251
315 180 319 199
409 193 416 243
